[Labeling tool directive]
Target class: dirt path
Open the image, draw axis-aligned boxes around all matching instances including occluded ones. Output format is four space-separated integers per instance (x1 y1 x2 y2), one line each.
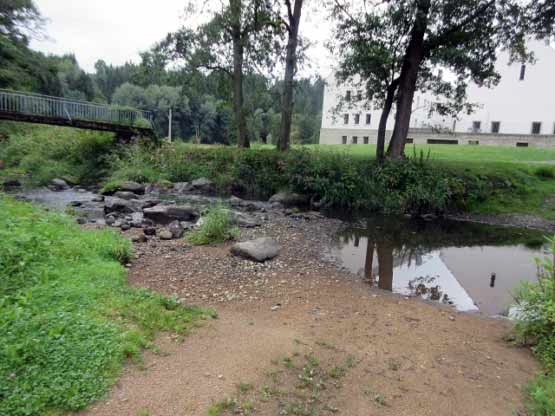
82 212 538 416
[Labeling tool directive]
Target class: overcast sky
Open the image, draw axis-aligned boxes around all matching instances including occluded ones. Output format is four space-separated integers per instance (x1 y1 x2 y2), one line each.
30 0 334 77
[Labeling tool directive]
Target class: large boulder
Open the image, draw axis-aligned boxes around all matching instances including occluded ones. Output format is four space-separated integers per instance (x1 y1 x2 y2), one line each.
49 178 69 191
103 197 143 214
119 181 145 195
268 191 309 208
2 178 22 189
143 204 199 225
191 177 214 194
230 237 280 262
114 191 139 200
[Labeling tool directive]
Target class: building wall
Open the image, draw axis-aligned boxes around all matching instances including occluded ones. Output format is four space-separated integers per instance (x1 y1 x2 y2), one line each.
320 40 555 144
319 128 555 148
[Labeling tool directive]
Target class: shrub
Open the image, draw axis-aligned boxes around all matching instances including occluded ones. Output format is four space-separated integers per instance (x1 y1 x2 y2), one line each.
0 195 214 415
535 166 555 180
0 125 114 186
187 204 239 245
513 236 555 415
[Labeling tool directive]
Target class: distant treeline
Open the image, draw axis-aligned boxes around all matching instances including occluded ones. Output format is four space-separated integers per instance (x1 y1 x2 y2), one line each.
1 19 324 144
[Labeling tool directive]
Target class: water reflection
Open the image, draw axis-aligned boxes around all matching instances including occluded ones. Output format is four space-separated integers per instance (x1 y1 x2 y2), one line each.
331 216 545 315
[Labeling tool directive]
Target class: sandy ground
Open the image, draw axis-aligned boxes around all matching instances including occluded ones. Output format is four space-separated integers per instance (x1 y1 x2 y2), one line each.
81 212 538 416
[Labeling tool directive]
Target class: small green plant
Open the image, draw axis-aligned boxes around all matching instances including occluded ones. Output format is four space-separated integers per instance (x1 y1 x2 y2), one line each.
535 166 555 179
237 382 253 393
186 204 239 245
206 398 237 416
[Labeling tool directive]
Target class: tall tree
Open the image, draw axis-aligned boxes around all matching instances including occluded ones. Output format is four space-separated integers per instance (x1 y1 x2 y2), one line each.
163 0 275 148
0 0 42 43
332 0 529 160
278 0 304 151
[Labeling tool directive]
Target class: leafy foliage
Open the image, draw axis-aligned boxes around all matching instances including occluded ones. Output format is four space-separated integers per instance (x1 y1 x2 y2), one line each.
0 196 214 416
187 204 239 245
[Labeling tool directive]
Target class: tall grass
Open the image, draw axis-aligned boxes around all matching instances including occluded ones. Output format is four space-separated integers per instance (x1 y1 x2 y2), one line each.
0 195 215 416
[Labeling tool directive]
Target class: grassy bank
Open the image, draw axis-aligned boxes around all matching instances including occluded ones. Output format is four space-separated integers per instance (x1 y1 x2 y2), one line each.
2 125 555 218
101 142 555 218
0 195 214 416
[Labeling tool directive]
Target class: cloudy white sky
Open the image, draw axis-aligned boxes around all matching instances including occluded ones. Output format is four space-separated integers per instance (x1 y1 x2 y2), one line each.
30 0 334 77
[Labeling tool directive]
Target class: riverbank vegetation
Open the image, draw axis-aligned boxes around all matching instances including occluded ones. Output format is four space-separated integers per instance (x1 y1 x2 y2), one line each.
514 236 555 414
0 195 215 416
2 127 555 219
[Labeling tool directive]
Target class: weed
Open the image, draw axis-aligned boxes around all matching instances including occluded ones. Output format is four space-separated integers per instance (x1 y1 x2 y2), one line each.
237 383 253 393
373 393 386 407
186 204 239 245
535 166 555 180
206 398 237 416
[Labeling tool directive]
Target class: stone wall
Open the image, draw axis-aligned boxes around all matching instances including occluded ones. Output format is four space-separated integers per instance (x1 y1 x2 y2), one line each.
319 128 555 148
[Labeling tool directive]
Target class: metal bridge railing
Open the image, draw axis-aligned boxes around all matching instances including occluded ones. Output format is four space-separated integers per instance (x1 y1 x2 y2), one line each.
0 89 153 129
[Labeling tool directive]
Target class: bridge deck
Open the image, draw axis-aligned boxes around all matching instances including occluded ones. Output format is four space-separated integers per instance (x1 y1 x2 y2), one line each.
0 89 155 137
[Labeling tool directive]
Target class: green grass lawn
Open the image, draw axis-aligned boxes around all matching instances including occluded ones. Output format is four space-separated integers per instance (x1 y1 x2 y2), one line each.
306 143 555 165
0 195 215 416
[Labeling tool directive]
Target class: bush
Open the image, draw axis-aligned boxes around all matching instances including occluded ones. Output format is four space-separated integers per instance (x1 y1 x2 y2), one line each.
535 166 555 180
0 195 214 415
187 204 239 245
513 236 555 415
0 124 115 186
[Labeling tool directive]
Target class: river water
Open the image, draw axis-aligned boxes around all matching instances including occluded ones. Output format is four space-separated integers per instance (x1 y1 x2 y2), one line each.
329 215 546 315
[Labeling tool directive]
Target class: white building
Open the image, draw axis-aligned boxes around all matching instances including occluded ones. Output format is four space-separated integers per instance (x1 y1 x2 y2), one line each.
320 40 555 147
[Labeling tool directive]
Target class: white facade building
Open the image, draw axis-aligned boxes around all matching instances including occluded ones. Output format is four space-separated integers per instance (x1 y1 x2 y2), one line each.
320 40 555 147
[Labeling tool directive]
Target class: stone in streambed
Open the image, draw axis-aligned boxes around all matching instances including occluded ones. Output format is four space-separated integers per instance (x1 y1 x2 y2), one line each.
230 237 280 262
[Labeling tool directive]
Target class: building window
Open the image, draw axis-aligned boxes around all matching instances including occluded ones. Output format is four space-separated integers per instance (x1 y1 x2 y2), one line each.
519 64 526 81
343 114 349 124
491 121 500 134
352 136 358 144
366 114 371 125
532 122 542 135
346 90 351 101
472 121 481 133
363 136 369 144
342 136 347 144
354 114 360 124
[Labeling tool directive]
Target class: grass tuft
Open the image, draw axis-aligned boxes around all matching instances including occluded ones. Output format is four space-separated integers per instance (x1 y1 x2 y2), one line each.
187 204 239 245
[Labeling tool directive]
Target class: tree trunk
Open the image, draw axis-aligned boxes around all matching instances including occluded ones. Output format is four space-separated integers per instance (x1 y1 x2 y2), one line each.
376 79 399 161
364 239 375 286
386 0 431 159
278 0 303 151
377 241 394 291
230 0 249 148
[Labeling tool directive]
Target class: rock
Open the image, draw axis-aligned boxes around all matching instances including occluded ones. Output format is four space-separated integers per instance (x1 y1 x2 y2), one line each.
119 181 145 194
191 177 214 193
91 195 105 202
2 178 22 189
50 178 69 191
104 197 142 214
173 182 193 193
61 175 79 186
131 234 147 243
143 204 199 224
168 220 184 239
159 229 174 240
120 223 131 231
180 221 194 231
269 191 309 208
114 191 139 200
145 181 173 194
229 210 261 228
131 220 143 228
76 217 86 225
143 227 156 236
230 237 280 262
105 216 116 226
69 201 82 207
